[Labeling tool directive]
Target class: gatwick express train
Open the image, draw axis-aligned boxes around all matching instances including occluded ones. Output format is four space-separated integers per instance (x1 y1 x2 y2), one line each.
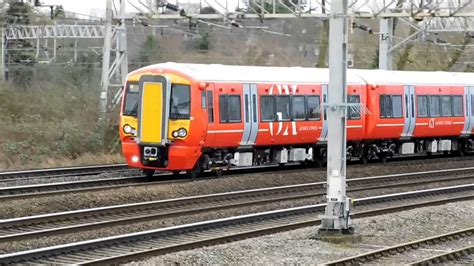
119 63 474 177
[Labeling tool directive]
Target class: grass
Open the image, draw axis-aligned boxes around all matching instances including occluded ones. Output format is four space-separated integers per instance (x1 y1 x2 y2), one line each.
0 79 123 171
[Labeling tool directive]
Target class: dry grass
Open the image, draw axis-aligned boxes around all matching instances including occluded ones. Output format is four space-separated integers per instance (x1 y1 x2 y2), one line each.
0 79 122 171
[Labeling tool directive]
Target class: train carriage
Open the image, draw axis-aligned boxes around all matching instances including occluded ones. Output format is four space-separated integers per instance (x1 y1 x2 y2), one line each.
119 63 474 177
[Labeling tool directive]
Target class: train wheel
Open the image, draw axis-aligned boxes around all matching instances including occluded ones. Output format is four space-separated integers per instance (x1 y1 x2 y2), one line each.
142 169 155 178
186 162 202 179
214 169 223 177
361 155 369 165
172 171 181 177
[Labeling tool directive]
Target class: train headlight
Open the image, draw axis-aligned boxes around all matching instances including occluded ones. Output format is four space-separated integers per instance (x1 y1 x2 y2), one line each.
177 128 187 137
172 131 179 138
123 124 134 134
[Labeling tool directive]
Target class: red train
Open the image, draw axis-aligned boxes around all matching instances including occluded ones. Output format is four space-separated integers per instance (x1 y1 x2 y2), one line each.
119 63 474 177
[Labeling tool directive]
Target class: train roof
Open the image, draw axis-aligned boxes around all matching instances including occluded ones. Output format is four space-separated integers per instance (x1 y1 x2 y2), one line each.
134 63 474 86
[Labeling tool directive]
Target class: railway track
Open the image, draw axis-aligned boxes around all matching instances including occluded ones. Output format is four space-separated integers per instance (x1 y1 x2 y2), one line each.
1 168 473 242
0 164 129 183
1 162 474 200
0 184 472 264
325 227 474 265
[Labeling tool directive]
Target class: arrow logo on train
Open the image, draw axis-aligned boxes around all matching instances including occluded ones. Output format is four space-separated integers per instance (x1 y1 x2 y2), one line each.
268 84 298 137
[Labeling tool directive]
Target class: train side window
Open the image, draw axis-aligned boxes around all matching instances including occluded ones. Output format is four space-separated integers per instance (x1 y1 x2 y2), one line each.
417 95 428 117
441 96 452 117
452 96 463 117
219 95 228 123
392 95 403 118
307 96 320 120
207 91 214 123
380 95 402 118
201 91 206 109
276 96 290 121
261 96 275 121
228 95 242 122
292 96 306 120
347 95 360 120
429 95 441 117
380 95 392 118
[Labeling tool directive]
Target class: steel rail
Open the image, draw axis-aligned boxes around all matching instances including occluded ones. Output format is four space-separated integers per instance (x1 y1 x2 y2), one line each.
2 163 474 201
0 184 472 265
409 245 474 265
1 169 473 242
325 228 474 265
0 164 128 181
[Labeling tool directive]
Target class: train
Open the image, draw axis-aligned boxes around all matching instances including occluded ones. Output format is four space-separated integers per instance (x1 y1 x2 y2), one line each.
119 63 474 177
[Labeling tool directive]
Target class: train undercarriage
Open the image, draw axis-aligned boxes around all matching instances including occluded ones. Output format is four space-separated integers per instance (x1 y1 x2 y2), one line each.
182 137 473 178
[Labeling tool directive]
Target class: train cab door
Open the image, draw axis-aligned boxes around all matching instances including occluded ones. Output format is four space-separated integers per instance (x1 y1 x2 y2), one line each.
204 84 216 145
240 84 259 146
402 85 416 138
319 84 328 142
462 86 474 135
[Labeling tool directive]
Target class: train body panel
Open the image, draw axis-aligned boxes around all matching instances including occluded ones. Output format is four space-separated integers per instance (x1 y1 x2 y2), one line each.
119 63 474 174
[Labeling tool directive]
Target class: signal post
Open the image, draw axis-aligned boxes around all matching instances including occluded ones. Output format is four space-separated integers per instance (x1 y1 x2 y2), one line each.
318 0 354 235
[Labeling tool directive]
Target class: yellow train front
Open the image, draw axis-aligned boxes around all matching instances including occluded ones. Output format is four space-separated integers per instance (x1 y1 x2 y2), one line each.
119 65 206 177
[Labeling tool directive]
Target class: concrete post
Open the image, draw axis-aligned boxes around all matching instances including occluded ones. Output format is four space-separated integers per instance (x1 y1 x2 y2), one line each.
379 18 393 70
319 0 353 235
99 0 113 122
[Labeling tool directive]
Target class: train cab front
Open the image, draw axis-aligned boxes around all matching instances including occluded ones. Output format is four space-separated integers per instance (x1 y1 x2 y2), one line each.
120 74 200 176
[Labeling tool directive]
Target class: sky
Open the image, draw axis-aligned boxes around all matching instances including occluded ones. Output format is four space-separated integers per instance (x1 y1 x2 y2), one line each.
40 0 244 18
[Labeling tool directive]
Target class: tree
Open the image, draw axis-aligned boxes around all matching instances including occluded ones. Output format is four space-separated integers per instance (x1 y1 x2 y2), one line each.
196 32 211 51
138 35 161 66
6 0 36 87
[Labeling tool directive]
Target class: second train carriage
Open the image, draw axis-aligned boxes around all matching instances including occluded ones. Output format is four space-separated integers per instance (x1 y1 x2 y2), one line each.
119 63 474 177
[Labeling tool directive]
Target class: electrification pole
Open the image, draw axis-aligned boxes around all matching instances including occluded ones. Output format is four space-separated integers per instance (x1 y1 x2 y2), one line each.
1 28 7 81
319 0 353 235
100 0 113 122
379 18 393 70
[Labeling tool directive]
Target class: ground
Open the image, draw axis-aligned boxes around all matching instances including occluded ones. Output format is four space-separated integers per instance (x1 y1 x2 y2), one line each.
132 200 474 265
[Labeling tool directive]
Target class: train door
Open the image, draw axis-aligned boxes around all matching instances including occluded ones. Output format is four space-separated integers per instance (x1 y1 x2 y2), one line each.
204 84 216 145
462 86 474 135
241 83 259 146
402 85 416 137
319 84 328 141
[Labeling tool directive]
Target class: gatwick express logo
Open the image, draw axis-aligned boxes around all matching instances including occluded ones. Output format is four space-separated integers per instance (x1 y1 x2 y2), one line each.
269 84 298 137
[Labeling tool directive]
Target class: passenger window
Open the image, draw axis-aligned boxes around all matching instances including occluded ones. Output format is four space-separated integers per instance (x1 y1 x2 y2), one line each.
392 95 402 118
348 95 360 120
380 95 402 118
219 94 242 123
219 95 227 123
453 96 463 117
201 91 206 108
441 96 452 116
417 96 428 117
307 96 320 120
276 96 290 121
292 96 306 120
228 95 242 122
260 96 275 121
207 91 214 123
429 96 440 117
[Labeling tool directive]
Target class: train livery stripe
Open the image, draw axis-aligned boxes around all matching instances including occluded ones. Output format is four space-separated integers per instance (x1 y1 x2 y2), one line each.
347 125 363 128
376 123 405 127
207 130 244 134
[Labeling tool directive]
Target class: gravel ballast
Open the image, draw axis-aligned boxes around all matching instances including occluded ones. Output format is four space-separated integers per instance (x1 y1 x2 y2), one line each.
1 157 474 218
133 200 474 265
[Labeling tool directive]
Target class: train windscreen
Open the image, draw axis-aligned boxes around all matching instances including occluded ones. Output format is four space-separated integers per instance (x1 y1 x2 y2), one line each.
169 84 190 119
123 82 140 117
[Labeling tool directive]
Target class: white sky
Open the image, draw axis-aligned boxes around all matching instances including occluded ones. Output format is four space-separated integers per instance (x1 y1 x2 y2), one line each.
41 0 244 18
